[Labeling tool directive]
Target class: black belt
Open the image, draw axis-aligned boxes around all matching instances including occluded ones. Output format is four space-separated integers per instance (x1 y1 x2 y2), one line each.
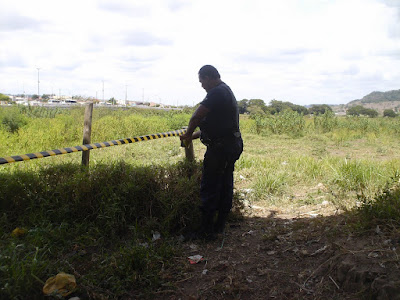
201 132 241 147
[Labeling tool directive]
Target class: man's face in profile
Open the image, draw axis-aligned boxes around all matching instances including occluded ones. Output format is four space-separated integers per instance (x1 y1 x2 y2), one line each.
199 75 212 92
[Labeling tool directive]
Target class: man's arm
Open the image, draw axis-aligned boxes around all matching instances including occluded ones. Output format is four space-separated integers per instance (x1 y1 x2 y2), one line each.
192 130 201 139
180 104 209 142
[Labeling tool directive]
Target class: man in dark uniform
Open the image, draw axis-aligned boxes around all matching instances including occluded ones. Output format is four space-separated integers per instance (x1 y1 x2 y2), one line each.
180 65 243 240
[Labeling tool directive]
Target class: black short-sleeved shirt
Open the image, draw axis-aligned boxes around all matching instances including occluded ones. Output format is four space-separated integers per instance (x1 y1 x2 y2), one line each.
199 82 240 140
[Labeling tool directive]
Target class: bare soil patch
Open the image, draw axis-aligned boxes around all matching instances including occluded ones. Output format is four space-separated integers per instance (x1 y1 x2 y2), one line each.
157 203 400 300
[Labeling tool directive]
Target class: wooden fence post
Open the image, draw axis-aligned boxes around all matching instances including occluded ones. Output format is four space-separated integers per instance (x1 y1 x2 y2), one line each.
184 140 195 161
182 127 195 161
81 102 93 167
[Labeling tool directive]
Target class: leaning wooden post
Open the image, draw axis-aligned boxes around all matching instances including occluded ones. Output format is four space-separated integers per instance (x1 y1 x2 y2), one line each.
81 102 93 167
184 140 195 161
182 127 195 161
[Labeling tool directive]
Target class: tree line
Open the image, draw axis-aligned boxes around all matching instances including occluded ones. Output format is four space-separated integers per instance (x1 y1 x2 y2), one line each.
238 99 398 117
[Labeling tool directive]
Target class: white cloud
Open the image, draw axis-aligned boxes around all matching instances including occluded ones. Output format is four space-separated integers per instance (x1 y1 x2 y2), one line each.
0 0 399 105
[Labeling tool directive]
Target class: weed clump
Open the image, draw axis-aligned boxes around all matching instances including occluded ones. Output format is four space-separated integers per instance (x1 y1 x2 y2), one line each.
251 110 305 137
356 174 400 228
1 111 27 133
0 160 209 299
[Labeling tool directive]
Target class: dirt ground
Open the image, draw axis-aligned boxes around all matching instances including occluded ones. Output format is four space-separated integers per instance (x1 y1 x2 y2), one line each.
157 202 400 300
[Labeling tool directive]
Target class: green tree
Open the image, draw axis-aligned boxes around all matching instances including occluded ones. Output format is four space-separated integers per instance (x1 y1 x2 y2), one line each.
309 104 332 115
363 108 378 118
346 105 362 116
383 109 397 118
267 100 308 115
291 103 309 115
248 99 267 111
237 99 249 114
247 105 265 116
0 93 11 102
32 94 39 100
346 105 378 117
244 99 268 116
267 100 286 114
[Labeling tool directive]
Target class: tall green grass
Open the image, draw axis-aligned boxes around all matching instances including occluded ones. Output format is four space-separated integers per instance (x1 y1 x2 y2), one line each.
2 106 400 298
0 106 191 158
0 161 204 299
357 173 400 229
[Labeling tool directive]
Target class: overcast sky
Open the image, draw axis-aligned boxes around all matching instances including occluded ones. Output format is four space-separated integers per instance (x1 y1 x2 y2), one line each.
1 0 399 106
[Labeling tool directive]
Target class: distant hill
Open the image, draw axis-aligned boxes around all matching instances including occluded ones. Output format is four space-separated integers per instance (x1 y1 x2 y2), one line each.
348 89 400 104
331 89 400 115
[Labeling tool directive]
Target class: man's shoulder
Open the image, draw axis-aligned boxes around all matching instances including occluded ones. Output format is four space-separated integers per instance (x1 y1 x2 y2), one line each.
208 82 229 97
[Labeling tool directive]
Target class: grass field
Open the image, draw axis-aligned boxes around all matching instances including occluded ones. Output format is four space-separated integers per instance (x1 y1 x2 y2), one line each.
1 105 400 298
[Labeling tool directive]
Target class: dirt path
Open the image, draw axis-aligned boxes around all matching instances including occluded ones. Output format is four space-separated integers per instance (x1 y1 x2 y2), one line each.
158 203 400 300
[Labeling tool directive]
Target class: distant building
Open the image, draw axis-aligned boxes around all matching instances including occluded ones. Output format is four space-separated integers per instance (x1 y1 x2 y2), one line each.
48 99 61 105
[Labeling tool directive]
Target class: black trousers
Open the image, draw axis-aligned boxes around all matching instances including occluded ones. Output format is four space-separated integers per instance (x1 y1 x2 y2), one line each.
200 137 243 215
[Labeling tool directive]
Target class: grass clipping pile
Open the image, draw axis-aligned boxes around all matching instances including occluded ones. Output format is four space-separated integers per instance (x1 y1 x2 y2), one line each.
160 184 400 300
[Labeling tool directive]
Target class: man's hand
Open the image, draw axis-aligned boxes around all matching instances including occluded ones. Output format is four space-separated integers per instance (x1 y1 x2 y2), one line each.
180 104 209 144
180 132 193 143
180 130 200 142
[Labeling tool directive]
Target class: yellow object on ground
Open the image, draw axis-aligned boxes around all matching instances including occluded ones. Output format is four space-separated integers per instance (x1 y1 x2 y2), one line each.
43 272 76 296
11 227 27 237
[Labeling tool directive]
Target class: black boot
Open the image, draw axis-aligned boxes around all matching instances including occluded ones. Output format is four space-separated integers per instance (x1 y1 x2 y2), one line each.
199 210 216 240
185 211 216 241
214 211 229 234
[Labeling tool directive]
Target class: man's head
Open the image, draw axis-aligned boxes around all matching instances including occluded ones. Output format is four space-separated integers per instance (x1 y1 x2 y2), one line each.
198 65 222 92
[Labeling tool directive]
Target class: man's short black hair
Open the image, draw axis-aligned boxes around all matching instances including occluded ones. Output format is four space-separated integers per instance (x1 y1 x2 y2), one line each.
199 65 220 79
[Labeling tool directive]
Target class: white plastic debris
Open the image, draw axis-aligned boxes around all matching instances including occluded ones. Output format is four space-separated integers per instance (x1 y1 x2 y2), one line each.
188 255 204 264
368 252 379 258
189 243 198 251
310 245 328 256
152 231 161 241
242 230 256 236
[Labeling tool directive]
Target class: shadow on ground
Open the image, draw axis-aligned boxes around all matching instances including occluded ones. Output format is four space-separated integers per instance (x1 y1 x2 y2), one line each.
158 205 400 300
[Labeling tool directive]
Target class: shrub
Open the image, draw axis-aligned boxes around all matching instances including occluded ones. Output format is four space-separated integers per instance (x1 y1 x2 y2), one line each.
250 110 305 137
357 173 400 228
314 110 338 133
1 113 27 133
383 109 397 118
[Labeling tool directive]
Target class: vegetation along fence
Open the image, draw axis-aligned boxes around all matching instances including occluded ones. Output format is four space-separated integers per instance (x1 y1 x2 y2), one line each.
0 103 194 165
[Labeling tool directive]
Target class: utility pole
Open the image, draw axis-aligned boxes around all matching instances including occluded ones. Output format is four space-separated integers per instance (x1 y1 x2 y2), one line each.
102 81 104 102
125 83 128 106
36 68 41 99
